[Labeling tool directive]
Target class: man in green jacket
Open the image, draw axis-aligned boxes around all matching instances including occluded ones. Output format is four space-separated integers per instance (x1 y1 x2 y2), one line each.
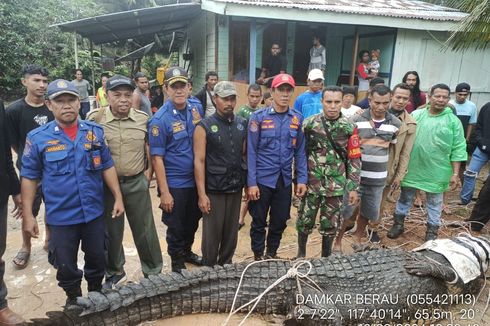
387 83 467 241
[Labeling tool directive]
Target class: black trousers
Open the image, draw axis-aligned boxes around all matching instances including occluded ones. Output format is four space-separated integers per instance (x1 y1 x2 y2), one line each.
249 177 292 256
48 217 106 295
468 175 490 231
0 201 8 309
162 187 201 258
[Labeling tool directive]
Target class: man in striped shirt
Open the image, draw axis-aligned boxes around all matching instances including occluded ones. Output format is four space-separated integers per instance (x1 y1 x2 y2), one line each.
349 85 401 244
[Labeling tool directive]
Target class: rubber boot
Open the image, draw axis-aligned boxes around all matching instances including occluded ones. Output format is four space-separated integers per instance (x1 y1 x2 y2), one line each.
65 287 82 307
87 282 102 292
171 255 186 273
425 224 439 241
321 235 334 257
296 233 308 258
387 214 405 239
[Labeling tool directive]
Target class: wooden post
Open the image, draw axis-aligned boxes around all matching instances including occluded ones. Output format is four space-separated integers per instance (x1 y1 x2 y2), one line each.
349 27 360 86
90 40 96 96
74 32 79 69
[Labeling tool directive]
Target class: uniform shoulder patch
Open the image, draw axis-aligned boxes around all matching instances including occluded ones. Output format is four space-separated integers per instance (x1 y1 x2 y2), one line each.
249 120 258 132
23 138 32 157
151 125 160 137
85 130 97 142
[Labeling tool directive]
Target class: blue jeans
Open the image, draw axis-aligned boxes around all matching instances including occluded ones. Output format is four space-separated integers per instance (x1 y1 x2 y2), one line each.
460 147 490 204
395 187 444 226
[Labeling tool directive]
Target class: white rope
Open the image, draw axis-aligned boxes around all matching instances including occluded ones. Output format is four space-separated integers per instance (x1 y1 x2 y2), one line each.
221 259 320 326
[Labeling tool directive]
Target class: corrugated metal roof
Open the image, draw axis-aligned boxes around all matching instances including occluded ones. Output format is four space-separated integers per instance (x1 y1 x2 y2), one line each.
210 0 467 21
52 3 201 44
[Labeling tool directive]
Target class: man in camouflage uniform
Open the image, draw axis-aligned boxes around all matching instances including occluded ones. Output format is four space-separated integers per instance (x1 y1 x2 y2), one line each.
297 86 361 257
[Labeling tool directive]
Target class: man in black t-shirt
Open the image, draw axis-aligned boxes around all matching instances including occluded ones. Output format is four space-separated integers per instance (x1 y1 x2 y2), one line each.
5 64 53 269
257 43 288 86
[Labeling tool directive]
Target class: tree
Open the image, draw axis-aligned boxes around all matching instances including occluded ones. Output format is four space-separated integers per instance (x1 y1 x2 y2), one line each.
0 0 102 98
425 0 490 51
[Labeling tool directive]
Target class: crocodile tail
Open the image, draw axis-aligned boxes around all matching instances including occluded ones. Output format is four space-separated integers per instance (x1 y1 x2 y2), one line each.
34 261 294 325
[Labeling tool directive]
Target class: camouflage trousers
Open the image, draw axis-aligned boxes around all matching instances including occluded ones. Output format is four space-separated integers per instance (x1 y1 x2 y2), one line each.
296 194 343 236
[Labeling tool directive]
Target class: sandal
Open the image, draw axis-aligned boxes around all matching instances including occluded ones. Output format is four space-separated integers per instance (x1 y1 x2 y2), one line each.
12 250 30 269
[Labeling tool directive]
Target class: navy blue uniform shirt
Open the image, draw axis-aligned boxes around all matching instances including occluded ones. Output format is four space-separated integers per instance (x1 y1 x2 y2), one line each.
148 100 203 188
21 120 114 226
247 106 307 188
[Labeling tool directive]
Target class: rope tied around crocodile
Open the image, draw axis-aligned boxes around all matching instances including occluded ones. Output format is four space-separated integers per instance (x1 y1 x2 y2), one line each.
222 259 323 326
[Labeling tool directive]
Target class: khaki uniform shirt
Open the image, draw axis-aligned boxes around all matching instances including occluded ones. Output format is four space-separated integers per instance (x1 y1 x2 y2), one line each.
87 107 148 177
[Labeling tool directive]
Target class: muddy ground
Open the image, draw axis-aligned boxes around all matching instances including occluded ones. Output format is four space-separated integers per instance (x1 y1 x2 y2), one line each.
3 170 489 325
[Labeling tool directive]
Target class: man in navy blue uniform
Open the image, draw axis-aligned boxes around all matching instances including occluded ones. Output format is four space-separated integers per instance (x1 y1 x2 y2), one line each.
149 67 204 272
247 73 308 260
21 79 124 305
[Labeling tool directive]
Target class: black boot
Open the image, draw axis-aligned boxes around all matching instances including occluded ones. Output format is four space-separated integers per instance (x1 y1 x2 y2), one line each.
321 236 334 257
65 287 82 307
87 282 102 292
387 214 405 239
171 255 186 273
296 233 308 258
184 251 203 266
425 224 439 241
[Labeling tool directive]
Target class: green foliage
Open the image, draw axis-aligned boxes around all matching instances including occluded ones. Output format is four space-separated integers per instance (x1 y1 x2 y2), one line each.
141 53 166 80
0 0 132 99
424 0 490 51
445 0 490 51
0 0 101 98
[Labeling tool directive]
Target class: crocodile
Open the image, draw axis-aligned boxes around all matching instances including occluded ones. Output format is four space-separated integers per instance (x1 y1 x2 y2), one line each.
31 234 490 325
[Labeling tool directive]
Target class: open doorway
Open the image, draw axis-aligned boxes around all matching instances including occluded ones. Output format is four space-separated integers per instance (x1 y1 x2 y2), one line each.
260 22 287 73
229 20 250 82
293 24 324 85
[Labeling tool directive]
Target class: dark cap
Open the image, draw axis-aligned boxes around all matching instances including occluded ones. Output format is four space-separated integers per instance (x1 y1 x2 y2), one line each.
165 67 189 86
47 79 79 99
106 75 135 91
455 82 470 93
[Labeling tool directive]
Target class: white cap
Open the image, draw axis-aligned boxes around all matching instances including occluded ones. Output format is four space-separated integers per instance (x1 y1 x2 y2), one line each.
308 69 324 81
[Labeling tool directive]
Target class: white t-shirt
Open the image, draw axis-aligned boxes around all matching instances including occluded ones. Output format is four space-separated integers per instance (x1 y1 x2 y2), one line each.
205 90 216 117
341 105 362 118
